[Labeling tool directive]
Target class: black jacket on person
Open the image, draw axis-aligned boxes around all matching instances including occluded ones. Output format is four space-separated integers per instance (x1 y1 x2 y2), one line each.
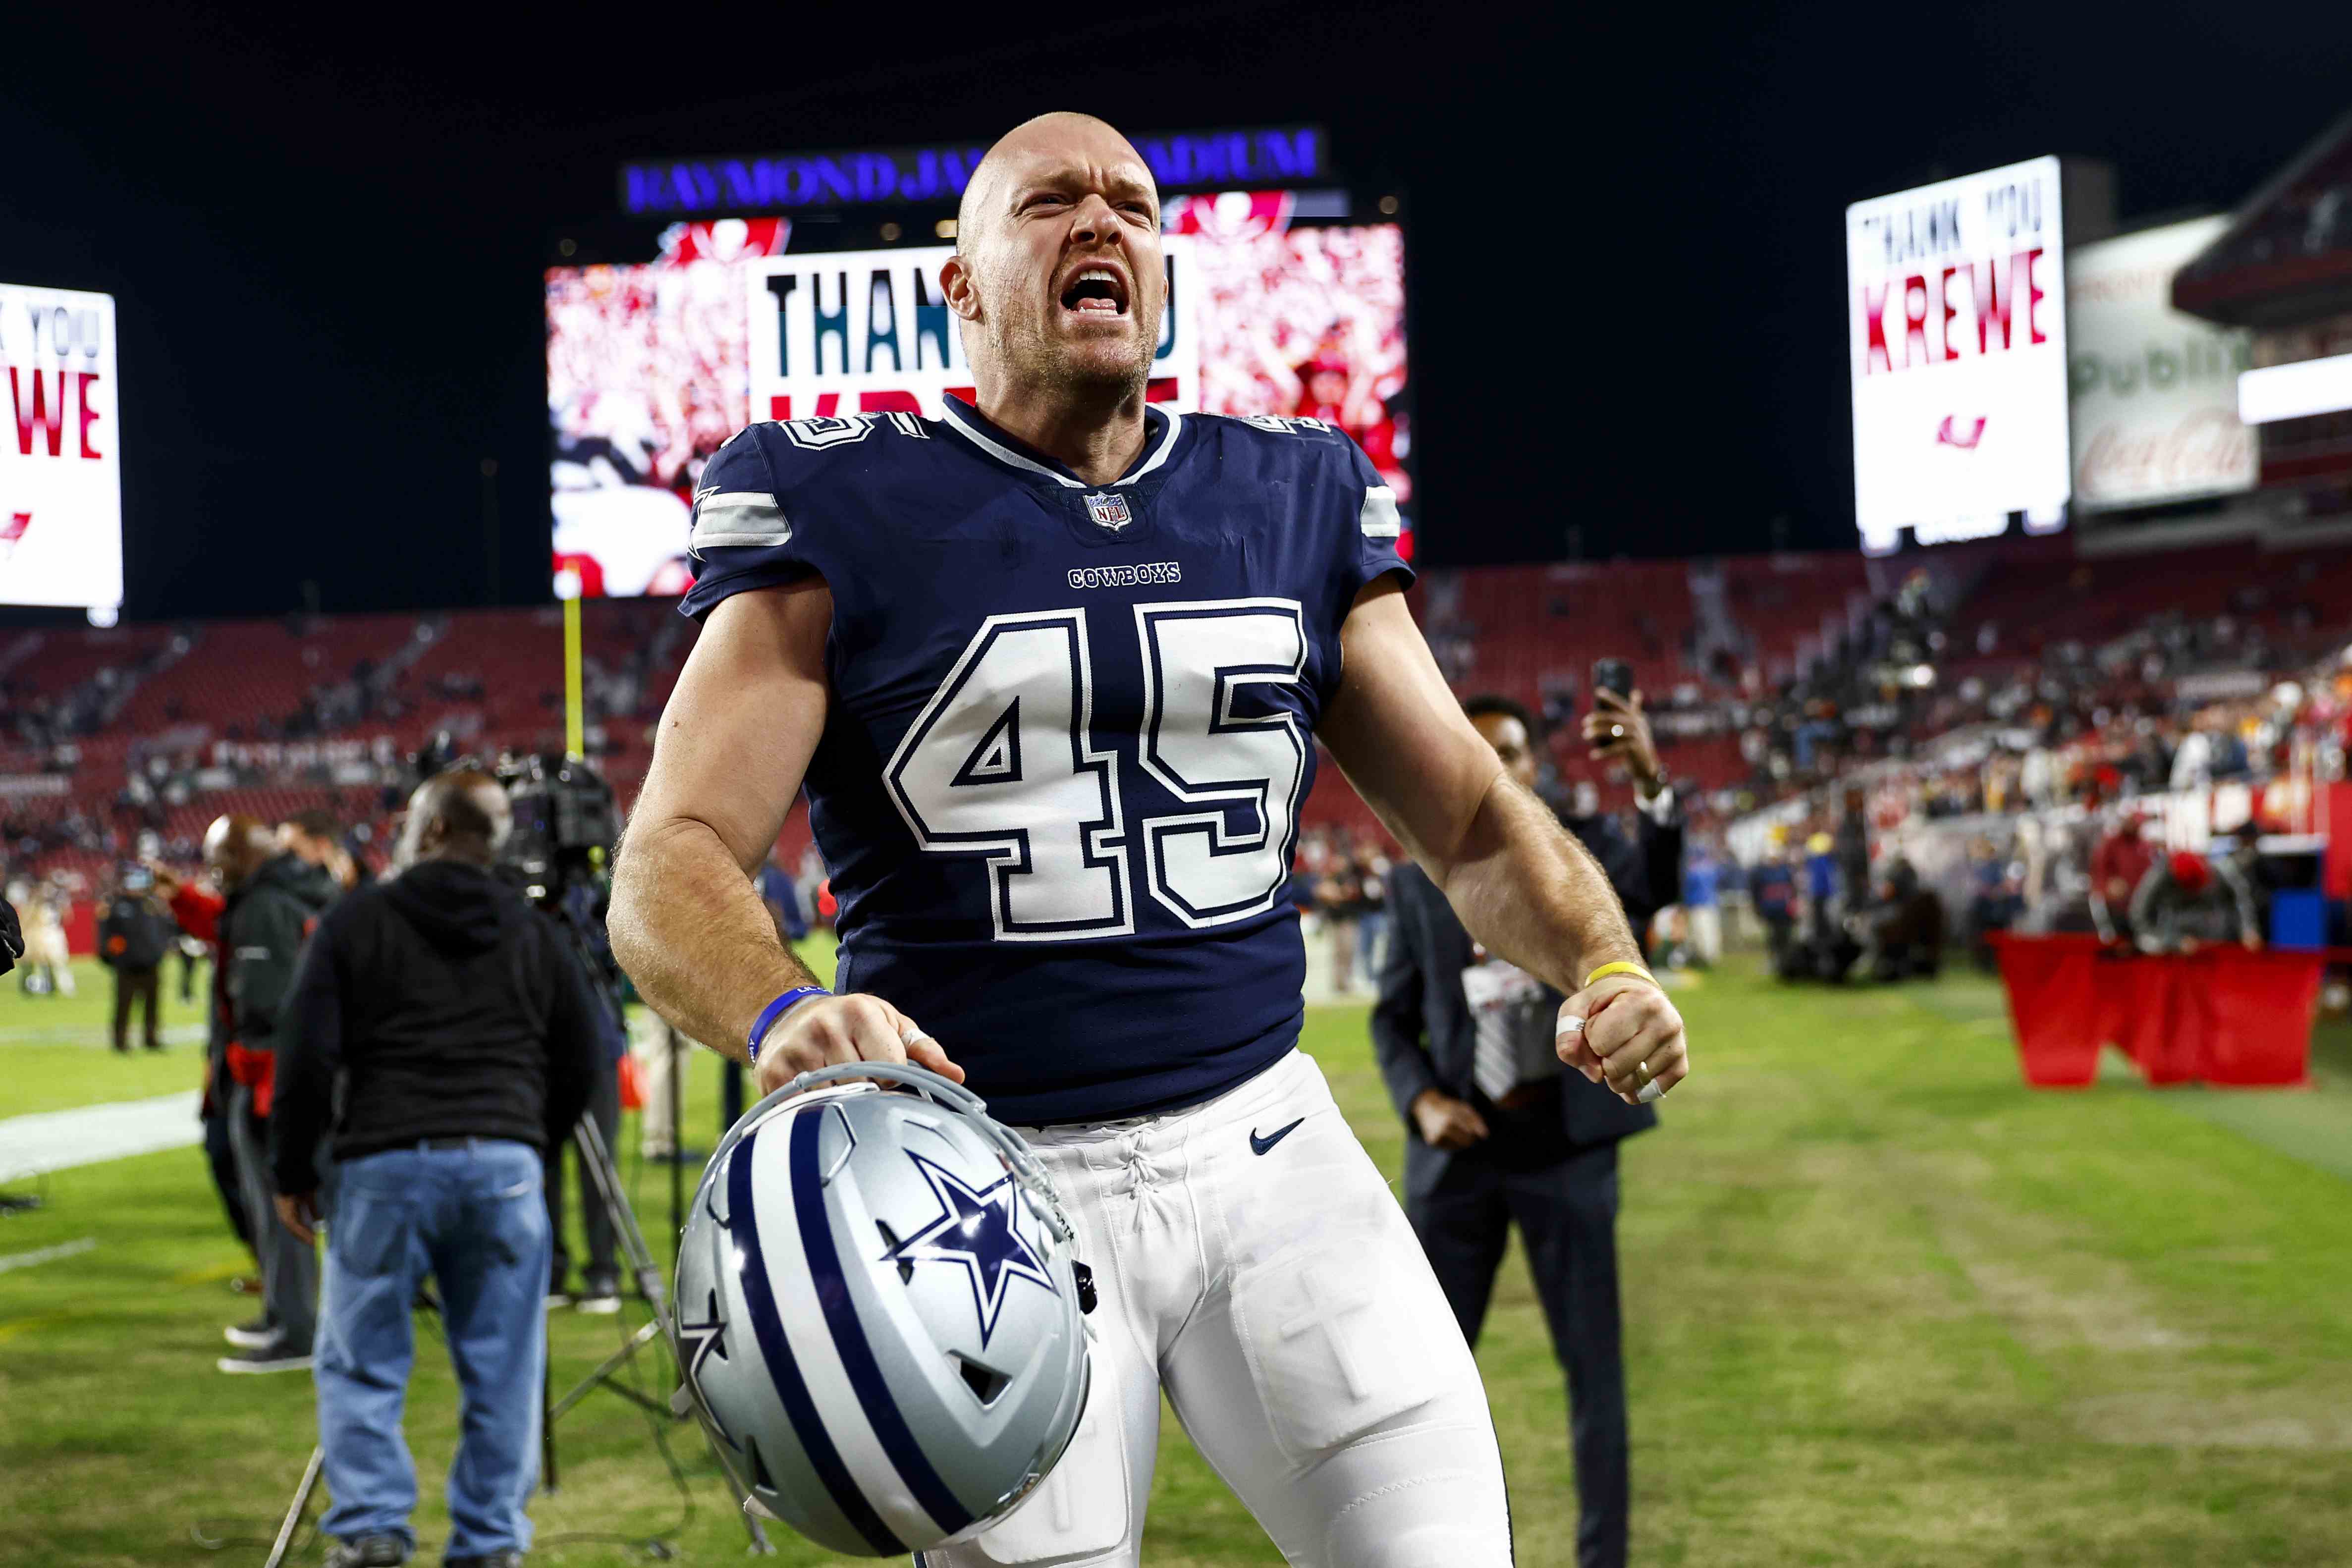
270 860 603 1194
98 893 175 970
1373 863 1656 1199
223 852 339 1066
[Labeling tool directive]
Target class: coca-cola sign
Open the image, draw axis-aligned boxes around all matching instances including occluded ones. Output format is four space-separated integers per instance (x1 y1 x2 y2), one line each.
2066 216 2256 510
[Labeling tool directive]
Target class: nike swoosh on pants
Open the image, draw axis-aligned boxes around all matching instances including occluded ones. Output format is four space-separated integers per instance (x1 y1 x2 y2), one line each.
1249 1118 1306 1156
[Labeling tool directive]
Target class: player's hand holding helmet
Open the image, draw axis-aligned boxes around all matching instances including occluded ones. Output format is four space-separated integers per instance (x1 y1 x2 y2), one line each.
753 991 965 1096
673 1060 1092 1557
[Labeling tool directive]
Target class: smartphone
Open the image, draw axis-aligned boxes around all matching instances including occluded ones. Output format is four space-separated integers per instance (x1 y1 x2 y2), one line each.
1591 658 1634 704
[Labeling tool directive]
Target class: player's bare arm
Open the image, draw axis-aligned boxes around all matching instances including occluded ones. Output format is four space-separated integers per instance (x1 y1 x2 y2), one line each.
1319 578 1690 1103
608 580 961 1092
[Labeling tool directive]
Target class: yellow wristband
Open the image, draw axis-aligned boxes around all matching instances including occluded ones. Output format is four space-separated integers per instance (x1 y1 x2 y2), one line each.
1583 961 1657 991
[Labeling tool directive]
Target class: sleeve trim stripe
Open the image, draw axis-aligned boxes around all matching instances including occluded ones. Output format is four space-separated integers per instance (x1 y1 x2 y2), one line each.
1359 485 1403 539
690 493 791 552
695 490 782 514
691 529 796 550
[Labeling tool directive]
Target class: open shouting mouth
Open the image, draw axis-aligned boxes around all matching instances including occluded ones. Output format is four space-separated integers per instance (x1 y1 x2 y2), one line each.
1058 262 1131 318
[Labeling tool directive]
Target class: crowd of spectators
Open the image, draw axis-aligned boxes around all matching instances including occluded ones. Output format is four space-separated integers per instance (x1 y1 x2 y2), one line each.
1285 531 2352 992
1685 544 2352 983
0 632 185 748
1711 554 2352 832
1294 825 1394 994
0 604 692 892
3 532 2347 993
3 805 116 865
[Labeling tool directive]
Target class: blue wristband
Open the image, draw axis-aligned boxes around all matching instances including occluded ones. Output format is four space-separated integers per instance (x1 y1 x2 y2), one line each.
748 986 830 1065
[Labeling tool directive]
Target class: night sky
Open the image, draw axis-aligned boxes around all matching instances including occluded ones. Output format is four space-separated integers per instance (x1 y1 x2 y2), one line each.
1 1 2341 622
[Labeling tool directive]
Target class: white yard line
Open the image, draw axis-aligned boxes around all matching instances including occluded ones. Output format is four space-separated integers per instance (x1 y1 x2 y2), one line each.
0 1091 203 1181
0 1023 207 1046
0 1237 97 1273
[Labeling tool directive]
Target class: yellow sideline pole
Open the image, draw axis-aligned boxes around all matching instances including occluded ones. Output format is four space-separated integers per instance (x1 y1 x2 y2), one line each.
561 583 585 758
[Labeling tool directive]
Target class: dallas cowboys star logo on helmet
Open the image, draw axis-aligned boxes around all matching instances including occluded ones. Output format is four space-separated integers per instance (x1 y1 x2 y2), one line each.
884 1152 1058 1348
674 1288 732 1437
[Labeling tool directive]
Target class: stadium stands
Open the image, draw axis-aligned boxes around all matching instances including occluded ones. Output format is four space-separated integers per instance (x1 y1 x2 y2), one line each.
2 534 2346 938
1386 536 2352 842
0 598 703 894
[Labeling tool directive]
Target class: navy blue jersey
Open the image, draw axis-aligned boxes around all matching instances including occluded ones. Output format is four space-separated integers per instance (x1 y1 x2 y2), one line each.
680 398 1412 1124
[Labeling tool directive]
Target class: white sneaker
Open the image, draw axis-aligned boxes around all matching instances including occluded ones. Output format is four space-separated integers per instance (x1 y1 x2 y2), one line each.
223 1317 283 1351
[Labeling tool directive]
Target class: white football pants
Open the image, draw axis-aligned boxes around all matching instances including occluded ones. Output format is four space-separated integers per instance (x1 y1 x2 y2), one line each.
925 1049 1512 1568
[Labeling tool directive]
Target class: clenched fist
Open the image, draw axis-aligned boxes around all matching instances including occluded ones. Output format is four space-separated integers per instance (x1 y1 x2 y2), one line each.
1556 974 1688 1105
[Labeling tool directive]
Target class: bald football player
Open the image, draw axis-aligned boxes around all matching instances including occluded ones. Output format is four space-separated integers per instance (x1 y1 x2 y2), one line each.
614 111 1688 1565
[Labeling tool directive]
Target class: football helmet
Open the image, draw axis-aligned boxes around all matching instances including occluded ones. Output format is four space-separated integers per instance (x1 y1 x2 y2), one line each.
672 1060 1092 1557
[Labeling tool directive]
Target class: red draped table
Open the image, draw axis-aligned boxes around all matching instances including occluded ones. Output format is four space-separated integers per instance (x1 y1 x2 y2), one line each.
1987 934 2347 1088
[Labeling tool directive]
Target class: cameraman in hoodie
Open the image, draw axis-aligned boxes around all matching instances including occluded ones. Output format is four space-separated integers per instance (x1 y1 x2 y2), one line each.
269 770 602 1568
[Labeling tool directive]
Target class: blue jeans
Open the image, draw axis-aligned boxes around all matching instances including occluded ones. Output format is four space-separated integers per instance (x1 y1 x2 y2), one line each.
318 1139 551 1557
1356 909 1389 979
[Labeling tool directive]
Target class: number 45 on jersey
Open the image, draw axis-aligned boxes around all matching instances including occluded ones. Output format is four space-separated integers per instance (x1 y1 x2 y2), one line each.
887 597 1308 944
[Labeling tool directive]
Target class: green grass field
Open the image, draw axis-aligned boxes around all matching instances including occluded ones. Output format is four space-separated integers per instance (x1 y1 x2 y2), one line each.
5 952 2352 1566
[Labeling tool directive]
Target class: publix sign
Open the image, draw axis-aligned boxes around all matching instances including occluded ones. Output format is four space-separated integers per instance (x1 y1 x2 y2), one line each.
2066 215 2255 511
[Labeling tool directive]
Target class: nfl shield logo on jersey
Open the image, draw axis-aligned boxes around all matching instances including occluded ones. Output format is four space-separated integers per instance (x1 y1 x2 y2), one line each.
1084 491 1133 531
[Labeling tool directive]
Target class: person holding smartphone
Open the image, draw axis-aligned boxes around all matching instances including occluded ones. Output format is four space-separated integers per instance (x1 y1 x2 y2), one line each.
1372 683 1677 1568
1563 667 1684 955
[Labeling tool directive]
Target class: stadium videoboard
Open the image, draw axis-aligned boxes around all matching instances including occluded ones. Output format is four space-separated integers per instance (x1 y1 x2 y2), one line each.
1847 157 2070 554
0 284 123 610
547 193 1410 597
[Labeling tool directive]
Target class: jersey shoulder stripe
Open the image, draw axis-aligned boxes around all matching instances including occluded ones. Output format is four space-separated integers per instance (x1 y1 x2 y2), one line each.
690 489 791 552
688 415 934 558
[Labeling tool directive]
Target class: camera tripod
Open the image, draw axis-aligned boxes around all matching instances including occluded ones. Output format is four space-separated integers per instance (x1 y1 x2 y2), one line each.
545 1112 768 1551
259 1106 770 1566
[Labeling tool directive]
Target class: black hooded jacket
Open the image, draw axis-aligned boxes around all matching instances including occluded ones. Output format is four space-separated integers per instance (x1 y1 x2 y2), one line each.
270 860 603 1192
223 852 340 1057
